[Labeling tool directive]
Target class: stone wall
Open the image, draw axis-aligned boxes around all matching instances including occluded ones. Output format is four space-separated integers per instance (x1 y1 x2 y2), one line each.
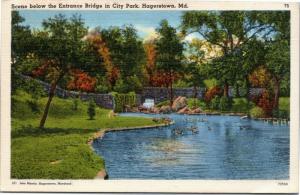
141 87 206 103
20 74 114 109
19 74 264 109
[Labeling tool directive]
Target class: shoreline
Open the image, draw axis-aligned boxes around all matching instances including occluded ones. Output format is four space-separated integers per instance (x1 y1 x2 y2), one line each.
88 120 174 180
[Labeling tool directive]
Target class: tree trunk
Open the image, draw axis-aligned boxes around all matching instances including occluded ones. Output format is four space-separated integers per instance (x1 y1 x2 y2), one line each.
39 74 63 128
170 79 173 106
235 83 240 98
223 82 229 97
193 85 198 109
273 77 280 110
193 85 198 99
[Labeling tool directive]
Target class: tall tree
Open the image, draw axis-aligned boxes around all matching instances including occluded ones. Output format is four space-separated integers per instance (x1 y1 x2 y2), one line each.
100 26 145 90
265 39 289 109
155 20 184 105
181 11 280 97
11 11 33 65
33 14 90 128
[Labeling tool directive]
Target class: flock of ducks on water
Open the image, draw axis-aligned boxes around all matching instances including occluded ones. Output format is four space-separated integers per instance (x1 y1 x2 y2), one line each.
170 118 255 136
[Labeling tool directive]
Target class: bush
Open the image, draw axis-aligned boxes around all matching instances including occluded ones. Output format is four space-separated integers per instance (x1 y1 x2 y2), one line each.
250 106 265 118
232 98 255 113
112 92 136 112
257 91 274 117
204 86 222 103
210 96 220 110
187 98 206 110
27 99 39 113
156 100 170 108
219 96 232 111
72 98 79 111
272 109 289 119
114 76 142 93
87 100 96 120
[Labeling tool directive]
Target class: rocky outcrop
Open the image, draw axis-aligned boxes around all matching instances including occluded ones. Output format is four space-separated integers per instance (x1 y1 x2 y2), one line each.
159 105 172 114
171 96 187 112
177 106 190 114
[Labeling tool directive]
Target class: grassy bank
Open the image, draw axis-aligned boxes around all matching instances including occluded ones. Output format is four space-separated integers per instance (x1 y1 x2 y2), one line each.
11 90 161 179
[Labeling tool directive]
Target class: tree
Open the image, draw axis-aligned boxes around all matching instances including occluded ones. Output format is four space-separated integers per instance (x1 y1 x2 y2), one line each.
143 39 157 86
100 26 145 91
67 69 97 92
33 14 89 128
181 11 281 97
87 100 96 120
155 20 184 105
11 11 34 65
265 39 289 109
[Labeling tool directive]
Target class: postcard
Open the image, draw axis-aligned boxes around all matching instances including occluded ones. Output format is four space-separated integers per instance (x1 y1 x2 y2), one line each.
0 0 299 193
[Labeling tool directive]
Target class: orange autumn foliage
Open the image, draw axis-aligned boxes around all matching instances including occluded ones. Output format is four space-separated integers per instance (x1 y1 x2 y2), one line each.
85 31 120 86
144 42 157 86
249 66 271 88
67 69 96 92
151 71 179 88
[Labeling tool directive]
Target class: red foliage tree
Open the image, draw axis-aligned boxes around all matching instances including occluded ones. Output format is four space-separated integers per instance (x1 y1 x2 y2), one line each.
257 90 274 117
67 69 97 92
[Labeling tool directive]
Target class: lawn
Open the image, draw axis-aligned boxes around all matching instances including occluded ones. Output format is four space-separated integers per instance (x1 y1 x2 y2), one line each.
11 90 161 179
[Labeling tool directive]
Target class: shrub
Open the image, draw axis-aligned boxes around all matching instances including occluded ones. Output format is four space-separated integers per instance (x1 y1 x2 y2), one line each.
27 99 39 113
156 100 170 108
204 86 222 103
272 109 289 119
250 106 265 118
219 96 232 111
72 98 79 111
114 76 142 93
257 90 274 117
187 98 206 110
87 100 96 120
112 92 136 112
210 96 220 110
95 84 109 93
113 78 129 93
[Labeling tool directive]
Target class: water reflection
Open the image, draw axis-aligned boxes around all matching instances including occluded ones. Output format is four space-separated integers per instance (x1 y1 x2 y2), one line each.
92 113 289 179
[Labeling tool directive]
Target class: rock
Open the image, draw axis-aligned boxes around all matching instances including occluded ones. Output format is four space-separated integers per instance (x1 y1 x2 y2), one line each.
160 105 172 114
177 106 190 114
151 107 160 114
171 96 187 112
192 107 202 114
95 169 109 180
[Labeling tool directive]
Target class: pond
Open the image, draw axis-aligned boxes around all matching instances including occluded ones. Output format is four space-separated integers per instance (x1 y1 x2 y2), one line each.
92 113 289 179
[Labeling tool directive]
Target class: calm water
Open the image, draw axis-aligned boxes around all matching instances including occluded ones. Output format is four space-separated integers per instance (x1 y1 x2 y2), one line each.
92 113 289 179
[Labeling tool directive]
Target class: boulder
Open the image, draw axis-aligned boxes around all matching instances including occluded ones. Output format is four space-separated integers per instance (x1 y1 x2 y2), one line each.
151 107 160 114
191 107 202 114
171 96 187 112
160 105 172 114
177 106 190 114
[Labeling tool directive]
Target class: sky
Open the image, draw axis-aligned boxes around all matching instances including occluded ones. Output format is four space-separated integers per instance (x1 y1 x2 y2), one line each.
19 10 200 41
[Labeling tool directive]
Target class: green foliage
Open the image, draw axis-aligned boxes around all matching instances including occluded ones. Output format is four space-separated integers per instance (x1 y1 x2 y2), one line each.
156 100 170 108
203 79 219 89
87 100 96 120
173 80 190 88
272 109 289 119
279 97 290 112
219 96 232 111
250 106 265 118
187 98 206 110
72 98 79 111
113 76 142 93
231 98 255 113
100 26 145 77
210 96 220 110
112 92 136 112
